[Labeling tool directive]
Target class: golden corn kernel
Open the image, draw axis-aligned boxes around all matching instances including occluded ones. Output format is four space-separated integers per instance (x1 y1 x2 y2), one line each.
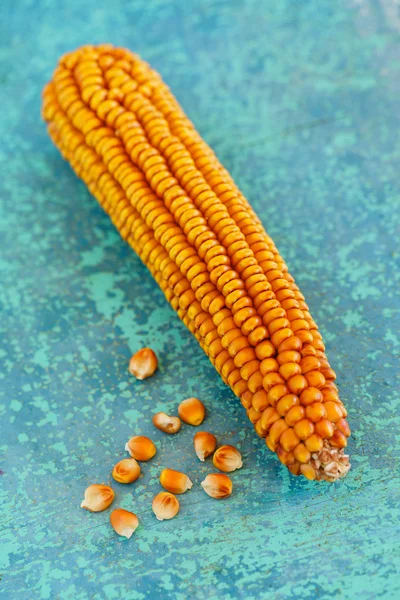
152 491 180 520
300 464 316 480
178 397 205 426
293 442 311 464
330 429 348 448
285 405 305 427
193 431 217 461
294 418 314 441
201 473 233 499
80 484 115 512
110 508 139 538
128 347 158 380
125 435 156 461
324 401 343 423
112 458 141 484
279 429 300 452
159 468 193 494
305 433 323 453
213 445 243 472
336 417 351 437
314 418 334 439
305 402 326 423
152 412 181 434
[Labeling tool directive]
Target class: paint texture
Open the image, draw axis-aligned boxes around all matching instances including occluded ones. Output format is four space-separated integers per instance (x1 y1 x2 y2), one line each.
0 0 399 598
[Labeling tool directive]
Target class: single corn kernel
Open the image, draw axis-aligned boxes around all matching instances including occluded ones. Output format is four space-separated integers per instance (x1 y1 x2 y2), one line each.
125 436 156 461
112 458 141 484
336 417 351 437
305 402 327 423
152 491 180 520
324 401 343 423
213 445 243 472
80 484 114 512
314 418 334 439
293 442 311 464
128 347 158 380
305 433 323 452
279 428 300 452
110 508 139 538
330 429 348 448
201 473 232 499
294 418 314 440
300 464 316 480
193 431 217 461
159 468 193 494
152 412 181 434
178 397 205 426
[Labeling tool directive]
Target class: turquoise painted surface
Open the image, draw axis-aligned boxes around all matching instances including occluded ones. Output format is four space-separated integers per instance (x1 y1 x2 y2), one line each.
0 0 399 598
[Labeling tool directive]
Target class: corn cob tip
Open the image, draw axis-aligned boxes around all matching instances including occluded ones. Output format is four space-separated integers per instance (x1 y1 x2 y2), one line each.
313 443 351 482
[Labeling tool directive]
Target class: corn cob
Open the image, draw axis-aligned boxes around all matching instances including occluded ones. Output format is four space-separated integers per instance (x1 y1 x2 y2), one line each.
42 44 351 482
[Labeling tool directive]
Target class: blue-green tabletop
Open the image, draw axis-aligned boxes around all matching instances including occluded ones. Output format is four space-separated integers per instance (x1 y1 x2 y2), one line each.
1 1 399 599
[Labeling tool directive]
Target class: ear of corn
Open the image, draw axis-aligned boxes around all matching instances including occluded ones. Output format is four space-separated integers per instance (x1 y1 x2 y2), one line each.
42 44 351 482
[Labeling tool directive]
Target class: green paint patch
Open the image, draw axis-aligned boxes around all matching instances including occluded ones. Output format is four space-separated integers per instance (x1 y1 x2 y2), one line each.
10 399 22 412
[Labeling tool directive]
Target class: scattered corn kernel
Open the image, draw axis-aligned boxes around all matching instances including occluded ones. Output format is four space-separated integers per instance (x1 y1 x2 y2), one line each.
159 468 193 494
125 436 156 461
128 347 158 380
80 484 114 512
178 397 205 426
112 458 141 484
201 473 233 499
212 445 243 472
193 431 217 461
152 491 180 521
110 508 139 538
152 412 181 434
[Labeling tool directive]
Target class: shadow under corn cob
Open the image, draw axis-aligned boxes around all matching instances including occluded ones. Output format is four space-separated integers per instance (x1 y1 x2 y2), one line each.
42 44 351 482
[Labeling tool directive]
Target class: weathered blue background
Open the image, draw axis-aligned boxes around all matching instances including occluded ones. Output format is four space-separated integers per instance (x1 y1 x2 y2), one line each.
0 0 399 598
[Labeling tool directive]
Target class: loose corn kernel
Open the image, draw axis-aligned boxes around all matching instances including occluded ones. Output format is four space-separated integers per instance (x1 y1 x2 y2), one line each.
152 491 180 520
80 484 115 512
178 397 205 426
112 458 141 484
213 445 243 472
193 431 217 461
125 435 157 461
128 347 158 380
110 508 139 538
159 468 193 494
152 412 182 434
201 473 232 499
